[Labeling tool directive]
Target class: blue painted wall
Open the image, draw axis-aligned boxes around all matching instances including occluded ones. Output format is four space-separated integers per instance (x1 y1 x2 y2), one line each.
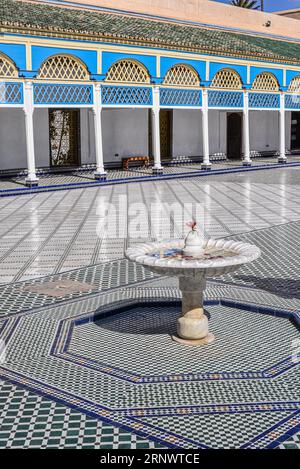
160 57 206 81
31 46 98 74
0 43 26 71
2 39 300 94
102 52 156 77
209 62 247 84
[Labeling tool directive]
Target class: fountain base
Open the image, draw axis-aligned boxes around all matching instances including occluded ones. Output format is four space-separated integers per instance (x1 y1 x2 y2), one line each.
172 277 216 346
172 333 215 346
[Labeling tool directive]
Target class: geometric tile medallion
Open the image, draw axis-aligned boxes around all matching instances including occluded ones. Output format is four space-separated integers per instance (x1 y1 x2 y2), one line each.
54 301 299 384
23 280 95 298
0 294 299 449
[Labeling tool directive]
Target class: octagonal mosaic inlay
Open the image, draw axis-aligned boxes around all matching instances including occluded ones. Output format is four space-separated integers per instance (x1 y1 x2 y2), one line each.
52 301 299 383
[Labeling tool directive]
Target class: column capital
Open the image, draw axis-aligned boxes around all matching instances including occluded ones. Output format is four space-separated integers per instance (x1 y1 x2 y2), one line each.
91 105 102 116
243 91 249 111
93 83 102 109
151 101 163 173
24 80 33 89
23 106 33 116
202 88 209 115
152 86 160 114
23 80 34 115
94 83 102 92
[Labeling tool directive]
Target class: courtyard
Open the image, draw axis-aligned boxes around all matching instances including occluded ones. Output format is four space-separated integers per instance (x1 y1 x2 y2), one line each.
0 166 299 449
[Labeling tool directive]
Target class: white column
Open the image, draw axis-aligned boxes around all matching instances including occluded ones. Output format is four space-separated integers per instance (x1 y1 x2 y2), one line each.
152 86 163 174
93 84 106 180
278 93 287 163
242 91 251 166
201 89 211 170
24 81 38 186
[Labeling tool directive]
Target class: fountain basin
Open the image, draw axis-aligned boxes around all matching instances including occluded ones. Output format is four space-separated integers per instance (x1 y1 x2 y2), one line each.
126 238 261 346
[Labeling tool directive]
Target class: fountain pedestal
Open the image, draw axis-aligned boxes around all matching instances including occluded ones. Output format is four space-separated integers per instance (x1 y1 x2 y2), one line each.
173 276 215 346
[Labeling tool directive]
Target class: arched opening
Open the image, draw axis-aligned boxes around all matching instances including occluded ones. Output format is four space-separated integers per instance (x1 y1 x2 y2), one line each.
211 69 243 89
105 59 150 84
37 55 90 80
288 76 300 94
163 64 200 87
0 53 18 78
252 72 279 92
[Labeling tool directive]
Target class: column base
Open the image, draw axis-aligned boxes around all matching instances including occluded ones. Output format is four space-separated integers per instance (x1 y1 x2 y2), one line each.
94 171 107 181
172 333 215 347
242 160 252 167
201 163 212 170
152 167 163 175
25 178 39 187
278 157 287 164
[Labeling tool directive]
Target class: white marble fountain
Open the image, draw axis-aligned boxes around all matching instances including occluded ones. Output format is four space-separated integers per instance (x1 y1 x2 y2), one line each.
126 222 261 346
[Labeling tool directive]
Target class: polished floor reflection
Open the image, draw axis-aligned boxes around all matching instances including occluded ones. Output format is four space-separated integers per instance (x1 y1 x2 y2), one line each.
1 167 300 283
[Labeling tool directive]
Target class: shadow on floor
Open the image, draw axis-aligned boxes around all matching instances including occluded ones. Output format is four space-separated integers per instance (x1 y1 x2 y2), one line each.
93 303 211 335
234 275 300 300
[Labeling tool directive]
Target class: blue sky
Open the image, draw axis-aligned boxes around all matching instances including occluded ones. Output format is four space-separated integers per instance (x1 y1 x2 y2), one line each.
213 0 300 12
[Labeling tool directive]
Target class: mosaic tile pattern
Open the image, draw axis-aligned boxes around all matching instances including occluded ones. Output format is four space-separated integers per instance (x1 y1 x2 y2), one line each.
279 432 300 449
0 380 164 449
217 221 300 290
0 289 299 449
65 303 298 379
0 261 157 317
138 412 294 449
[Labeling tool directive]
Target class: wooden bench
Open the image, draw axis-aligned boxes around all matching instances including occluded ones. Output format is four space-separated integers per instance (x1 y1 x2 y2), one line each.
122 156 150 171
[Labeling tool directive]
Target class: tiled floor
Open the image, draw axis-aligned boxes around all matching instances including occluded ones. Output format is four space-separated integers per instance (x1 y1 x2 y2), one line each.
0 381 164 449
2 166 300 283
0 166 299 449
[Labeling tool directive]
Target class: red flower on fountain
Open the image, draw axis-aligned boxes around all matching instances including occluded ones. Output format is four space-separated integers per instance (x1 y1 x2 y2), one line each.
186 220 197 231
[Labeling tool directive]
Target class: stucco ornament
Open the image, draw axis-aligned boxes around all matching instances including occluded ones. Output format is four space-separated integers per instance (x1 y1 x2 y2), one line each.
126 222 261 346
